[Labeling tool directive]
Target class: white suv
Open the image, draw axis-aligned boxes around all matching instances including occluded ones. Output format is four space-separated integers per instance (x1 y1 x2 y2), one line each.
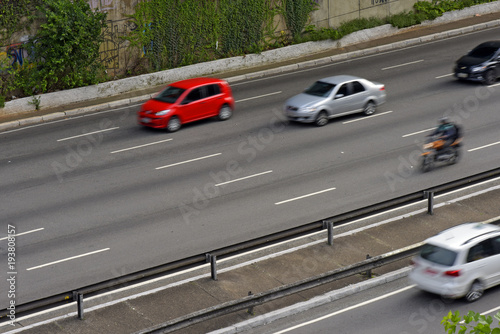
409 222 500 302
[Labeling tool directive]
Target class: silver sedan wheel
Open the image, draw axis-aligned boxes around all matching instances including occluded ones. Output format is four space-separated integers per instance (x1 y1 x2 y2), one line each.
363 101 376 115
315 111 328 127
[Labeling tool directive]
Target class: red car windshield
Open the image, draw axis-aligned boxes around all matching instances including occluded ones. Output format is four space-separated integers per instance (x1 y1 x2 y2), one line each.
154 86 186 103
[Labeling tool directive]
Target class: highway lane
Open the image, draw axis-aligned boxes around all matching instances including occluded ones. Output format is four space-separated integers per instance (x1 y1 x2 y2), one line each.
1 26 500 307
246 277 500 334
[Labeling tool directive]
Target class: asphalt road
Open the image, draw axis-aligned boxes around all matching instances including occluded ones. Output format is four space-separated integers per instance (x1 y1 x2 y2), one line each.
239 277 500 334
1 25 500 309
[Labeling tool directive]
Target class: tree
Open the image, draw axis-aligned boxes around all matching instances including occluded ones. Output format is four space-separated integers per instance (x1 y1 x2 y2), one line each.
18 0 107 95
442 310 500 334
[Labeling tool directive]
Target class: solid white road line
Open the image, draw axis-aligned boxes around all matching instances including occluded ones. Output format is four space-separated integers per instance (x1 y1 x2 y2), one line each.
236 91 282 103
110 138 173 154
275 187 336 205
26 248 110 271
381 59 424 70
155 153 222 170
273 285 416 334
468 140 500 152
435 73 454 79
57 127 119 141
402 127 434 137
0 228 45 241
215 170 273 186
342 110 393 124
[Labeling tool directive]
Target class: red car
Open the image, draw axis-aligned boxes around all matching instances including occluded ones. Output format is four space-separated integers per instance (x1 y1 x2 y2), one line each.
138 77 235 132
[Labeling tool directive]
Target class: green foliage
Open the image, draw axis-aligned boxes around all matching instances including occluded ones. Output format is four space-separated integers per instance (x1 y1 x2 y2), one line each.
19 0 108 94
413 0 497 22
337 17 386 36
2 0 497 103
300 25 340 42
127 0 277 71
283 0 318 41
128 0 219 71
219 0 271 55
0 51 16 103
387 11 428 28
28 95 41 110
0 0 41 44
442 310 500 334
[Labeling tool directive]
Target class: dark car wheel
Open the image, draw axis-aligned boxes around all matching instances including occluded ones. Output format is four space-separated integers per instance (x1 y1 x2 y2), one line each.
363 101 376 116
167 116 181 132
315 111 328 127
483 69 496 85
465 280 484 302
217 104 232 121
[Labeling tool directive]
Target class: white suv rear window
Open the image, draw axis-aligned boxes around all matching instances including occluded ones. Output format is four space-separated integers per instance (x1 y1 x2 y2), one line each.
420 244 457 266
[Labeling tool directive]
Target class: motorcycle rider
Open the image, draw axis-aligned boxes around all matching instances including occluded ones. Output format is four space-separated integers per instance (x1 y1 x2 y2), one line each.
429 117 458 153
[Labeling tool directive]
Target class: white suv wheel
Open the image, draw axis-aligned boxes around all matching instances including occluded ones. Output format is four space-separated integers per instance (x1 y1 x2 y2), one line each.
465 281 484 302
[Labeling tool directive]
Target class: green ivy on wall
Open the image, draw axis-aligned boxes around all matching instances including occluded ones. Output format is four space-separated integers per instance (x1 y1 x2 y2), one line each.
283 0 318 41
126 0 315 72
1 0 107 103
0 0 41 44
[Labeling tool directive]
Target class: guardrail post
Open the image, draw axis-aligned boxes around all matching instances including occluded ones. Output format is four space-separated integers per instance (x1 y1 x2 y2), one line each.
247 291 254 315
73 292 84 320
365 255 372 278
424 191 434 215
207 254 217 281
326 221 334 246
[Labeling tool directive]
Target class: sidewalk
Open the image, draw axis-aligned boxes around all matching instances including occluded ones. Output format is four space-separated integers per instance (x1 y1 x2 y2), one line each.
2 181 500 334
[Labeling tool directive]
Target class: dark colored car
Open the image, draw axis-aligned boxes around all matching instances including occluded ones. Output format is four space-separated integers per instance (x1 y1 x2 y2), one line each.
138 78 235 132
454 41 500 85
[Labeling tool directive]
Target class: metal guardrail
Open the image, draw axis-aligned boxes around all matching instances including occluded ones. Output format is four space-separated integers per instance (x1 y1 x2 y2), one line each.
135 216 500 334
135 243 424 334
1 166 500 321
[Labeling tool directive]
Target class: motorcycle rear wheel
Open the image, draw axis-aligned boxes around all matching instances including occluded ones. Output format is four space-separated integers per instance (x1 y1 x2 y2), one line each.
421 155 434 173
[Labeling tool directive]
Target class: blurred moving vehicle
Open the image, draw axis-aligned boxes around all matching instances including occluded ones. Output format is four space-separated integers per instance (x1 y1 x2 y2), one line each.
420 119 463 172
409 223 500 302
454 40 500 85
283 75 386 127
138 78 235 132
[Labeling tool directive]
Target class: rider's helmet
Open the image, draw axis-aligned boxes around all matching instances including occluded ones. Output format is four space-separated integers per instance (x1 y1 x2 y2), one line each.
438 116 449 125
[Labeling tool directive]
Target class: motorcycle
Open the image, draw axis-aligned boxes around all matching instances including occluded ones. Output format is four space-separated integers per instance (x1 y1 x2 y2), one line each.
420 134 462 172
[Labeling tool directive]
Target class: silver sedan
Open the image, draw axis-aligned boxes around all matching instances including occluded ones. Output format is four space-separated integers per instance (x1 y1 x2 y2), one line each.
283 75 386 126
